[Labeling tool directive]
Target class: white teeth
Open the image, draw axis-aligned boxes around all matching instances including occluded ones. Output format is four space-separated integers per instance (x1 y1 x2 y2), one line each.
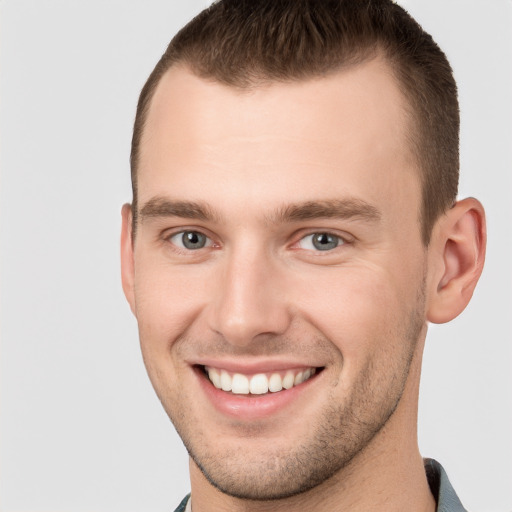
206 366 317 395
220 370 232 391
249 373 269 394
294 371 304 385
282 371 295 390
268 373 283 392
231 373 249 394
208 368 222 389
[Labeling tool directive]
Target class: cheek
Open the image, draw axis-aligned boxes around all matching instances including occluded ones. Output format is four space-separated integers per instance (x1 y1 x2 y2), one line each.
133 258 210 353
132 260 213 404
293 264 419 363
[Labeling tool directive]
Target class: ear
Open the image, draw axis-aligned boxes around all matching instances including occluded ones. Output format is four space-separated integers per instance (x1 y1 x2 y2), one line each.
426 198 486 324
120 203 136 315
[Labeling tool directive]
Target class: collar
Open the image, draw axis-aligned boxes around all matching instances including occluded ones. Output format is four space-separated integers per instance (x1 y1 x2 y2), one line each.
425 458 468 512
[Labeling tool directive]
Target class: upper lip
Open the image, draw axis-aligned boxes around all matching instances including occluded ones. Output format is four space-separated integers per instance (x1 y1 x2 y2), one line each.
190 358 323 374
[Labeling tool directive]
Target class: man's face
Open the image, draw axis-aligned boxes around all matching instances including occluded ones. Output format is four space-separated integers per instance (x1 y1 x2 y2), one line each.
124 59 429 499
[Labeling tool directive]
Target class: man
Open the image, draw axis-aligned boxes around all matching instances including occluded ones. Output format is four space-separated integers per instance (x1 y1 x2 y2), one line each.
120 1 486 510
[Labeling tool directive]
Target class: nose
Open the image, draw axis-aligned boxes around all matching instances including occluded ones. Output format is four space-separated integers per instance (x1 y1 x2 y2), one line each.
207 245 292 347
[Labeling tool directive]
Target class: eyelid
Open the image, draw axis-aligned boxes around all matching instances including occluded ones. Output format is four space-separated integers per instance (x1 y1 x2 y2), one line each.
291 229 354 251
171 231 213 249
159 226 352 253
162 227 219 250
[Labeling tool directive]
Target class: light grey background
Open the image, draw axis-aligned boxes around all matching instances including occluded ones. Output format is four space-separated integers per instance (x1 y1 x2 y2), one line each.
1 1 510 511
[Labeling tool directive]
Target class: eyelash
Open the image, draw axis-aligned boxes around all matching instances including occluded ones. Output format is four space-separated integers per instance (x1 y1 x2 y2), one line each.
163 229 350 254
294 232 346 252
164 230 217 252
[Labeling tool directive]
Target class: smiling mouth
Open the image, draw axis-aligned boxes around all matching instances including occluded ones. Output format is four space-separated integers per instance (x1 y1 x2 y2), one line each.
200 366 321 395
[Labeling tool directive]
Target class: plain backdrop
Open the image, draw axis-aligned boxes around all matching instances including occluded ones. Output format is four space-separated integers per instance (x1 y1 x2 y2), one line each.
1 1 511 511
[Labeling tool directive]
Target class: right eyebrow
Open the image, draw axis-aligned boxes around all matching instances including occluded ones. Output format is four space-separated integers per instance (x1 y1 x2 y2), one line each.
138 197 218 222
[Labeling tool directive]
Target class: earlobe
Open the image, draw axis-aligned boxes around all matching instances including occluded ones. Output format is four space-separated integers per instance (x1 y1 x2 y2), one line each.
120 203 136 315
426 198 486 324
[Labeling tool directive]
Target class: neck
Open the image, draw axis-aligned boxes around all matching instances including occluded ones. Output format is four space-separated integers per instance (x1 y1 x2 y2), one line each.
188 334 435 512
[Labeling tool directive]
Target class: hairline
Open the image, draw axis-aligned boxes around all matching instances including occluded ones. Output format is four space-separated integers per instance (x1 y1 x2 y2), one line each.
131 51 433 245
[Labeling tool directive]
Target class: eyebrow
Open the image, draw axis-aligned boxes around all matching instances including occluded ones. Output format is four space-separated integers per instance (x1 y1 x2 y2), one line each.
138 196 381 225
139 197 218 222
270 199 381 224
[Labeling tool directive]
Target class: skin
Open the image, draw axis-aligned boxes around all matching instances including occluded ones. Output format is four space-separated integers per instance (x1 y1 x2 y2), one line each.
121 58 486 511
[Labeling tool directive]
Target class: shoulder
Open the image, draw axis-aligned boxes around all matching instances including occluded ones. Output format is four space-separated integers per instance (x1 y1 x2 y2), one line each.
425 459 468 512
172 493 190 512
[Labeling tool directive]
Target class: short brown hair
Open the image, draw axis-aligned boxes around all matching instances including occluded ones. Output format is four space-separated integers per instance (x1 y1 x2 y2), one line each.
131 0 459 244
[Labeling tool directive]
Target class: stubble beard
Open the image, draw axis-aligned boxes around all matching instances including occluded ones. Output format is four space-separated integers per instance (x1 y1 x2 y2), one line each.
155 283 427 501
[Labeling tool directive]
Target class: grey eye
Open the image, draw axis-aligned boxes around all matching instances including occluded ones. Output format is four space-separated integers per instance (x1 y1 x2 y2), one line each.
298 233 343 251
313 233 340 250
170 230 210 250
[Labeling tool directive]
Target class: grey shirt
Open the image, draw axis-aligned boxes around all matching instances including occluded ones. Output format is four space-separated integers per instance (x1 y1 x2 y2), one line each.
173 459 467 512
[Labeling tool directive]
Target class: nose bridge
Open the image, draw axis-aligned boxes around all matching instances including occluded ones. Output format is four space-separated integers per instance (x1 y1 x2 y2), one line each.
209 241 291 346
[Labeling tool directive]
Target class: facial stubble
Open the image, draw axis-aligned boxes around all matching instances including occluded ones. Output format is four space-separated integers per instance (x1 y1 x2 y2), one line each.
154 279 427 502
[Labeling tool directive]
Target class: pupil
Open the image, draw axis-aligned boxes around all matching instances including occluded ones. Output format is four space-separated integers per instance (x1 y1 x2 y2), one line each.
183 231 205 249
313 233 338 251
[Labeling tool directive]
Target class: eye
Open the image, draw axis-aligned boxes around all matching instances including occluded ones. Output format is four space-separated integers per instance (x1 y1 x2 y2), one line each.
297 232 344 251
169 230 212 250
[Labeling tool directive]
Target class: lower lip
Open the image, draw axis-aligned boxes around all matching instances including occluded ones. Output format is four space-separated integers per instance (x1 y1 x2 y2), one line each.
195 367 321 421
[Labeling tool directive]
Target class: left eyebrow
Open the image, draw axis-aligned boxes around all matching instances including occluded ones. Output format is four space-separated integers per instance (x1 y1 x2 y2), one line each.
269 199 381 224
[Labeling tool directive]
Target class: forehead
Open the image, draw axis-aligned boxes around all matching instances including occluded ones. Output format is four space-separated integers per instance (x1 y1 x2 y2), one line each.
138 59 419 221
